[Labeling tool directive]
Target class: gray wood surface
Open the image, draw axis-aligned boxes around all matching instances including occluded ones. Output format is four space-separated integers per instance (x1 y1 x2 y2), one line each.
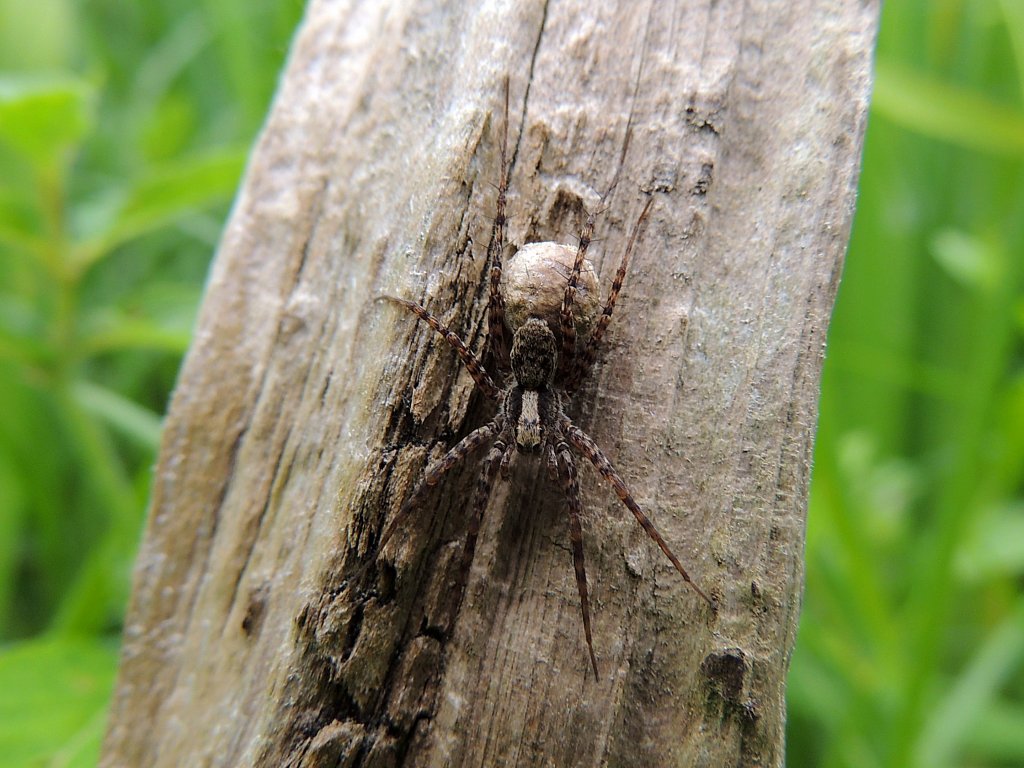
100 1 879 766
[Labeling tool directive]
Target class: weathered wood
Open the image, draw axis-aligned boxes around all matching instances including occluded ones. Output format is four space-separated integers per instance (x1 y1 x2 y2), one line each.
100 1 879 766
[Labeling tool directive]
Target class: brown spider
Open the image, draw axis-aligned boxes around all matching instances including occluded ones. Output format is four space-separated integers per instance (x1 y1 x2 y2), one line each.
376 86 711 679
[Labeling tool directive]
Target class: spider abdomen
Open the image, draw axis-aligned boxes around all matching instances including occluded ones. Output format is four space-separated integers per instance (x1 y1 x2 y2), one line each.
501 242 601 344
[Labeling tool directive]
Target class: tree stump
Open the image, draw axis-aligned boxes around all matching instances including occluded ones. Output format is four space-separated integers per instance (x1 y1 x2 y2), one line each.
100 1 879 766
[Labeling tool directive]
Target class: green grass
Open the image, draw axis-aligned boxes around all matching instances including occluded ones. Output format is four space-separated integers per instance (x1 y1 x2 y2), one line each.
0 1 1020 767
0 0 303 764
787 3 1024 767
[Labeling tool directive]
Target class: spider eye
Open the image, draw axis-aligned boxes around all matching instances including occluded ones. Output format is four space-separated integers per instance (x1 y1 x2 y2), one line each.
510 318 557 388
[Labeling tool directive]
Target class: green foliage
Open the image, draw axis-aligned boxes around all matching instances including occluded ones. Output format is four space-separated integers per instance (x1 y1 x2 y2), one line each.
0 0 303 762
787 2 1024 767
0 636 118 768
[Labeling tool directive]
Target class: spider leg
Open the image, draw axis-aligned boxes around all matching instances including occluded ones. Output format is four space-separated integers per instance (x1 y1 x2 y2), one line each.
485 77 511 363
374 421 501 558
552 439 599 680
455 437 511 594
566 195 654 394
379 295 500 400
558 206 597 381
545 443 559 481
562 418 712 607
499 443 515 480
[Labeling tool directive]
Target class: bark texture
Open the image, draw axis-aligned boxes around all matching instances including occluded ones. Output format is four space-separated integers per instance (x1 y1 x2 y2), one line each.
101 1 879 766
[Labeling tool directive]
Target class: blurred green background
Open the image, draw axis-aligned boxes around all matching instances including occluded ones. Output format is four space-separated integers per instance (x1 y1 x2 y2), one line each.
0 1 1020 766
0 0 303 764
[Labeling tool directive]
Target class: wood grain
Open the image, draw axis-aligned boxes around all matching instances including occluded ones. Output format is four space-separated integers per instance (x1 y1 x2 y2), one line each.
100 1 879 766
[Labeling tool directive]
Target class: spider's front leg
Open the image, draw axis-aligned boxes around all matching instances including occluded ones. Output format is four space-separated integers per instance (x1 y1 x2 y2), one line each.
374 422 500 559
455 436 512 595
562 418 712 607
551 439 600 680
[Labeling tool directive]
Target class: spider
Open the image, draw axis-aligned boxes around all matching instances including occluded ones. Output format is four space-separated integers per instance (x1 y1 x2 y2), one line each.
375 85 711 679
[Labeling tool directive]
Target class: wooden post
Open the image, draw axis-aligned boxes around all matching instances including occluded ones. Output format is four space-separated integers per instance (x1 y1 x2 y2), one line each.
100 1 879 766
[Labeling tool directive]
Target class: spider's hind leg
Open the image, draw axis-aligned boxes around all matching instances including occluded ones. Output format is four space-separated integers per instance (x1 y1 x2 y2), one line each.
379 295 500 401
485 77 512 363
558 206 597 382
566 195 654 394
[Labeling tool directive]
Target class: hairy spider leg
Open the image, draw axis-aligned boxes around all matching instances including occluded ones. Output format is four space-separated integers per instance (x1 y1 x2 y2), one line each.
375 422 499 558
380 296 500 400
558 207 597 382
554 439 600 680
562 419 712 607
485 77 511 363
455 437 512 594
566 195 655 394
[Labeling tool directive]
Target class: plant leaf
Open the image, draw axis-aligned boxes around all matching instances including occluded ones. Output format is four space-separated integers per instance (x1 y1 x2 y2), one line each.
77 147 246 269
72 380 163 451
0 635 118 768
873 60 1024 156
0 75 95 168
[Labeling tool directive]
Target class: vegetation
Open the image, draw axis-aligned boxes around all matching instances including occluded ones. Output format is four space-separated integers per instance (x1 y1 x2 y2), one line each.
0 1 1019 766
787 4 1024 767
0 0 303 764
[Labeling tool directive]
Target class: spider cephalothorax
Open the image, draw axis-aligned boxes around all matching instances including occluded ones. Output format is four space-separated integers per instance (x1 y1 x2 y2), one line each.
375 84 711 678
505 318 557 454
